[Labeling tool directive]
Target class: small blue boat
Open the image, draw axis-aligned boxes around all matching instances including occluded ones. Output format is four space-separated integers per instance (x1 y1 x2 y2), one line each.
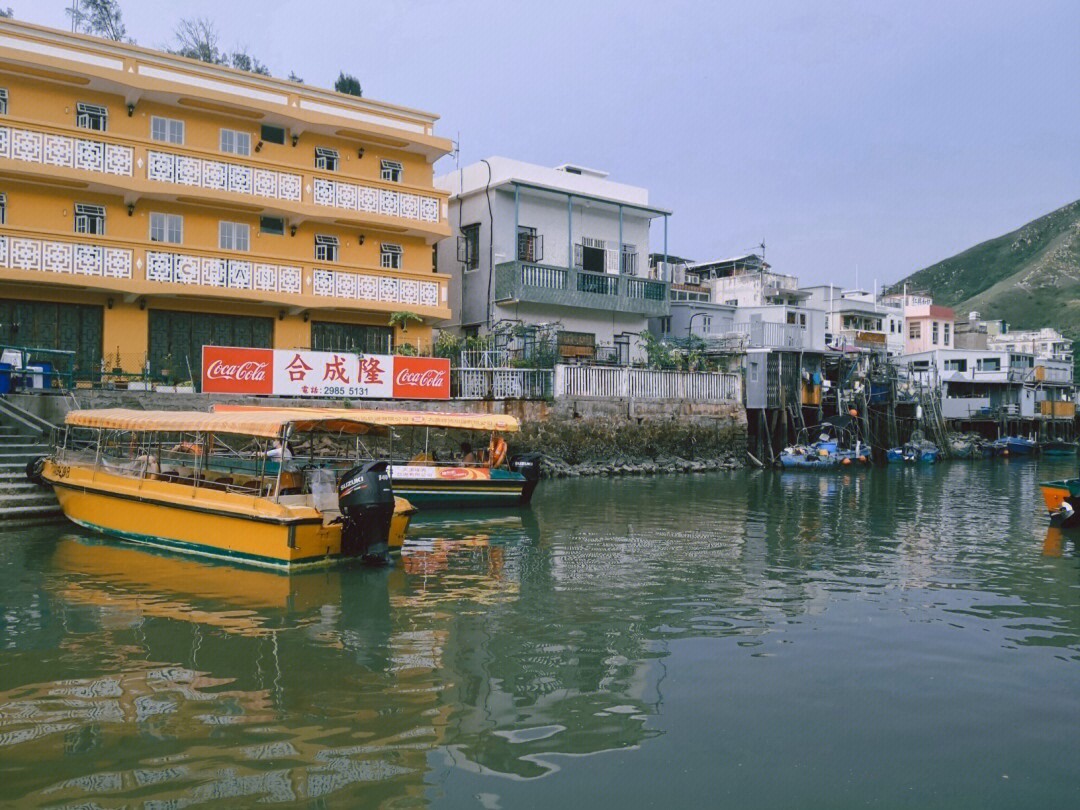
887 442 941 464
992 436 1037 456
777 417 869 470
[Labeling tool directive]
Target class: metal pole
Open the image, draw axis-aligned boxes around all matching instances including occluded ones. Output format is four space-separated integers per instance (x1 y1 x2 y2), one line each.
514 183 520 261
618 204 623 274
567 194 573 269
663 215 668 264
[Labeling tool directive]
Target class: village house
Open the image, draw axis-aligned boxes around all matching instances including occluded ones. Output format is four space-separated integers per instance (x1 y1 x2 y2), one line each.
434 158 671 365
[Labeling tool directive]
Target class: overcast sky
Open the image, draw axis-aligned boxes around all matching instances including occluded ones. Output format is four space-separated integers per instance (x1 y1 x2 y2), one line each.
23 0 1080 288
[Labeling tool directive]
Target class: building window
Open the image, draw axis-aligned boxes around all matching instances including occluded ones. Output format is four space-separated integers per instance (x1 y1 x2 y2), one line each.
659 317 671 335
800 313 807 327
260 124 286 145
977 358 1001 372
944 359 968 372
380 160 403 183
380 243 402 269
932 321 939 345
149 212 183 244
909 322 921 340
944 322 951 345
219 221 250 251
315 234 339 262
76 102 108 131
315 147 339 171
74 203 105 235
151 116 184 145
458 223 480 270
0 192 5 224
220 129 251 156
517 226 542 262
620 243 638 275
786 312 797 325
260 216 285 236
0 88 7 115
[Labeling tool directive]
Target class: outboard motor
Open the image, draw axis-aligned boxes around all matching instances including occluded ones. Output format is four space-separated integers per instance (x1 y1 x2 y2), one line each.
508 453 543 505
338 461 395 564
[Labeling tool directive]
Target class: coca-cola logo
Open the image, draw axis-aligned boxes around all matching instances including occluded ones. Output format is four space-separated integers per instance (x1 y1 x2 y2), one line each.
206 359 269 381
395 368 446 387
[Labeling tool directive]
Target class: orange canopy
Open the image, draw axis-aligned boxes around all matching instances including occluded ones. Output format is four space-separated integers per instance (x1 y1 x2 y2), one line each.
65 408 386 438
212 404 521 433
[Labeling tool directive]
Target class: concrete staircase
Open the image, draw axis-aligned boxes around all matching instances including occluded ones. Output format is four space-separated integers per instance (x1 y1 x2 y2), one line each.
0 406 62 526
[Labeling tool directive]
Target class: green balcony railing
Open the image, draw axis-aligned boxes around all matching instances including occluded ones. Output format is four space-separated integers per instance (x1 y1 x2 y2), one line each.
495 261 669 317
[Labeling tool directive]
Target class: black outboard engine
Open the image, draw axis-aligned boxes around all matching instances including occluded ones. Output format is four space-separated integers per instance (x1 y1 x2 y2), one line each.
508 453 543 505
338 461 395 564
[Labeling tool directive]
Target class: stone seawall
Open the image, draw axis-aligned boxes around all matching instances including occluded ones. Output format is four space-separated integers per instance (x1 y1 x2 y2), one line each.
10 392 747 477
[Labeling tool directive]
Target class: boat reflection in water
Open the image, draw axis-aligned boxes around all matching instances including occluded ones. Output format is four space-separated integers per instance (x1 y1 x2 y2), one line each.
1 517 661 803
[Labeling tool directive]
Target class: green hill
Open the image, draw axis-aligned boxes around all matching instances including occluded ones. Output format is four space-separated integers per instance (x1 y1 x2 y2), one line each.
890 199 1080 337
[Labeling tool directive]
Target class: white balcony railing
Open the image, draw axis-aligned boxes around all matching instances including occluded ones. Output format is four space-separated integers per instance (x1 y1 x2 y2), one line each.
0 124 133 176
0 234 132 278
733 321 805 349
147 150 301 202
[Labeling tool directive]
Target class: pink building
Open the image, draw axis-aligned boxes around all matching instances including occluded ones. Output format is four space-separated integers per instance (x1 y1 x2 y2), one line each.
905 305 955 353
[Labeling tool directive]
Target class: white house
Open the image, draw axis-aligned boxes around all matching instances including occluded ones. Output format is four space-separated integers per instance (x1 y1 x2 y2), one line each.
435 158 671 364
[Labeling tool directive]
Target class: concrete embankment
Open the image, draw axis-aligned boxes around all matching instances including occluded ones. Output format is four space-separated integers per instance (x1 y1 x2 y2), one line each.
8 392 747 478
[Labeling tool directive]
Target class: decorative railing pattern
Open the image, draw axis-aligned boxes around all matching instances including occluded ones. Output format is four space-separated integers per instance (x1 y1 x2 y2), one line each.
146 150 302 202
454 368 553 400
146 249 301 294
311 268 441 308
555 365 741 402
312 177 440 223
0 125 132 176
0 234 131 278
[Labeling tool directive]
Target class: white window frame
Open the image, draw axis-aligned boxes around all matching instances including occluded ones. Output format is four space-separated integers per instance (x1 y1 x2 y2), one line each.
315 234 340 262
220 128 251 156
380 160 403 183
74 203 106 235
150 212 183 244
151 115 185 145
76 102 108 131
0 88 7 116
380 243 402 269
218 221 250 251
315 147 339 172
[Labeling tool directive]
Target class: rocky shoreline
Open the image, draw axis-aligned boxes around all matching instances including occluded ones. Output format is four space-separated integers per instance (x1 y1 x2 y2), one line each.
538 453 744 478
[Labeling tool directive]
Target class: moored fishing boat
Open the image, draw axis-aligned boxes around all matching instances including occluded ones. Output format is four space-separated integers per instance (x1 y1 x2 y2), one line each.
214 405 542 510
1039 440 1078 456
28 409 416 569
1039 477 1080 525
887 432 941 463
992 436 1037 456
776 418 869 470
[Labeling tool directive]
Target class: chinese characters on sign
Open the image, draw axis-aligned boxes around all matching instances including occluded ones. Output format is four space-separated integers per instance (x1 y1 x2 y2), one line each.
203 347 450 399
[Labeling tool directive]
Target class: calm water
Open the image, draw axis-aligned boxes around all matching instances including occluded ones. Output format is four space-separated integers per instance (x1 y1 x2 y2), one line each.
2 459 1078 808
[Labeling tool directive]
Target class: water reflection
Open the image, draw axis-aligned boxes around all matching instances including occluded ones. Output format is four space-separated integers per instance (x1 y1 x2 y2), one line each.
0 462 1078 805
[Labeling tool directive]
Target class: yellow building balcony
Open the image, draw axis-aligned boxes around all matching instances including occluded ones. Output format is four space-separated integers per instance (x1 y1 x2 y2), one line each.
0 227 451 320
0 119 450 240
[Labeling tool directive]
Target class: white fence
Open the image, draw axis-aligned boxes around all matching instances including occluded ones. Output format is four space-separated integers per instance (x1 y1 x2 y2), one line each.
554 365 741 402
453 368 553 400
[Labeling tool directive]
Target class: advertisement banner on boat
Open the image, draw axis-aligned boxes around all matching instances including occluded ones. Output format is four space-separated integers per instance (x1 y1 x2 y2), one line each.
201 347 450 399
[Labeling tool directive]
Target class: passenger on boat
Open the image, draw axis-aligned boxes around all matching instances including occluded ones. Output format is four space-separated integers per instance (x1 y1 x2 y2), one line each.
460 442 477 465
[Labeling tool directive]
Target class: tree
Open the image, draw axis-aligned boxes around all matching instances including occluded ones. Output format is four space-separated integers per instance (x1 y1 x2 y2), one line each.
170 17 222 64
334 72 362 97
287 71 305 84
169 17 272 76
0 8 13 18
67 0 129 42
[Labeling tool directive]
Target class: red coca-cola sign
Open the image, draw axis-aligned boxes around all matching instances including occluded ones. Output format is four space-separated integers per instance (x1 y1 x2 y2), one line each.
201 346 274 394
392 356 451 399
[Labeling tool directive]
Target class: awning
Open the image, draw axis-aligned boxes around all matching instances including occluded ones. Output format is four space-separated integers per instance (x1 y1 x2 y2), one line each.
212 404 521 433
64 408 387 438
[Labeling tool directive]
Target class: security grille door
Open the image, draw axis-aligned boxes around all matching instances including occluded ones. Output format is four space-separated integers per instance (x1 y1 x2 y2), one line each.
0 299 102 379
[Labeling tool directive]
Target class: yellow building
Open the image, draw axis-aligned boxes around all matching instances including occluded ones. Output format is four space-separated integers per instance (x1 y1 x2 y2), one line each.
0 18 452 382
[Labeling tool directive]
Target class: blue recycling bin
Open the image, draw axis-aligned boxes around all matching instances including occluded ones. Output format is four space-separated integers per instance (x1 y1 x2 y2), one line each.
0 362 12 395
36 361 54 388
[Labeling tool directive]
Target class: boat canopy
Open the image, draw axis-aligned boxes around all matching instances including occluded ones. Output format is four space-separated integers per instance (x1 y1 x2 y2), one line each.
64 408 387 438
212 404 521 433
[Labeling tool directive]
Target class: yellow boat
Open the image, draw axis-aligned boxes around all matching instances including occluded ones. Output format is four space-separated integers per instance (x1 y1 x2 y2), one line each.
31 408 417 570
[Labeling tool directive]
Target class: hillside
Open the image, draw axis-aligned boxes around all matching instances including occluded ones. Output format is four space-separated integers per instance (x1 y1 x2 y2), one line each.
890 199 1080 337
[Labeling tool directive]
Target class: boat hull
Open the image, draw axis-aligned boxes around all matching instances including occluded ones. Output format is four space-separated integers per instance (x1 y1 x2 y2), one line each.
43 460 412 570
1039 479 1080 525
391 466 534 509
